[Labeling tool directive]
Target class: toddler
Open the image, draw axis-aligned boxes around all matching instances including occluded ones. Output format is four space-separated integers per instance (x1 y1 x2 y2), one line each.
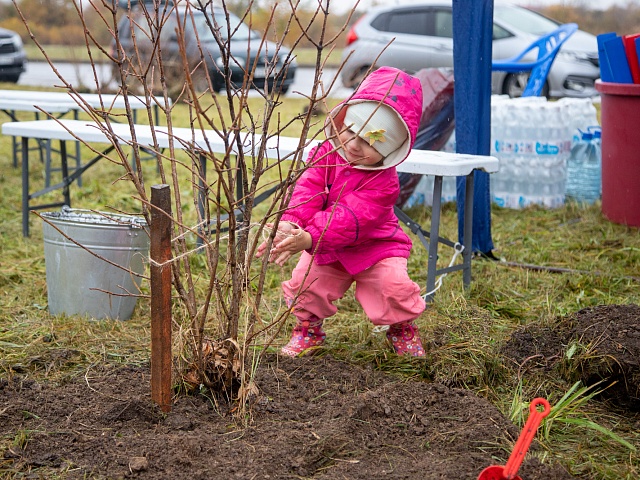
256 67 426 357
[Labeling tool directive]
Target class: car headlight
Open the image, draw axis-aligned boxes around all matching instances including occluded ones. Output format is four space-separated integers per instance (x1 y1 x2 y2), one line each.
557 50 593 63
267 52 295 68
11 33 23 49
215 56 246 69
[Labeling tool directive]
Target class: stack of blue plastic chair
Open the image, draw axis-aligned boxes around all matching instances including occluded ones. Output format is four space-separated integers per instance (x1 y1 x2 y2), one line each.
491 23 578 97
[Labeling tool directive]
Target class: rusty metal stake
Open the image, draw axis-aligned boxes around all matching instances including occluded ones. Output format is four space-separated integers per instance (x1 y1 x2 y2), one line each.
150 184 172 412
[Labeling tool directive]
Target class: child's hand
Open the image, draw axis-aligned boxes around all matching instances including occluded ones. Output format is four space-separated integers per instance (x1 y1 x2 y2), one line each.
255 239 270 259
256 223 309 263
255 223 279 259
270 228 312 266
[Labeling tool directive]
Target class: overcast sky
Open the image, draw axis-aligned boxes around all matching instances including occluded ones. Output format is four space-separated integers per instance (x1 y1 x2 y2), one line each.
339 0 640 12
501 0 637 7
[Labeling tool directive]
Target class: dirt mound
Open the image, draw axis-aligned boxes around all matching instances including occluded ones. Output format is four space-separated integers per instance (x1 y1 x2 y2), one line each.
1 355 572 479
560 304 640 408
504 304 640 409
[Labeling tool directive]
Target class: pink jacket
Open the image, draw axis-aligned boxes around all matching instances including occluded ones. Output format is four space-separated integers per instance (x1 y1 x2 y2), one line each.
281 67 423 275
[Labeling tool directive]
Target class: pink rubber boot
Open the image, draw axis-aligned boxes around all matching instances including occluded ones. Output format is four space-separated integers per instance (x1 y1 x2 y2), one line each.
280 316 326 357
386 321 425 357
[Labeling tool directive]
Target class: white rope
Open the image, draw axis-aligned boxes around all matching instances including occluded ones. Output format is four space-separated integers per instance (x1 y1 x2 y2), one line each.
374 243 465 332
422 242 465 299
148 221 258 268
372 325 389 333
147 221 301 269
260 221 303 242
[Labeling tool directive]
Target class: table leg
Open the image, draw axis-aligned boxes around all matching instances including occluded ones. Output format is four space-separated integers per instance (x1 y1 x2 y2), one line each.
425 175 443 302
35 111 45 167
462 172 475 288
21 137 30 237
60 140 71 208
45 138 53 188
12 135 18 168
4 109 20 168
73 110 82 187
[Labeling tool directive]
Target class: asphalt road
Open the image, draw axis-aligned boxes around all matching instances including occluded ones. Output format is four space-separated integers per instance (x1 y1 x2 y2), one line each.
18 61 352 99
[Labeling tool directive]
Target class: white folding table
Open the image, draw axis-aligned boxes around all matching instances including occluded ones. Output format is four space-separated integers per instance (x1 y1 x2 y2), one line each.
0 90 163 184
2 118 499 299
0 90 159 116
0 98 75 172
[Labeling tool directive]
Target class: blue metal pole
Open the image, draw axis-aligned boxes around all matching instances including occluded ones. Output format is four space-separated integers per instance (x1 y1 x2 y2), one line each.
452 0 494 255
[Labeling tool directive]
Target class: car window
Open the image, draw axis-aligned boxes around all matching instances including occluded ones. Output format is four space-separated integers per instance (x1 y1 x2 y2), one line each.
118 9 174 43
494 5 559 36
492 23 513 41
370 13 388 31
193 11 254 41
131 22 150 41
433 9 452 38
120 8 256 44
384 10 430 36
122 14 153 42
371 7 453 38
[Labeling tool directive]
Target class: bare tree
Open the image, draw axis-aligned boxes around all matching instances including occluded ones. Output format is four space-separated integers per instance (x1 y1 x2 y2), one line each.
13 0 355 413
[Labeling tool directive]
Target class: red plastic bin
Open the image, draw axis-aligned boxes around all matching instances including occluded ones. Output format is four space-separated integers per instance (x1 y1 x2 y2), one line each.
595 80 640 227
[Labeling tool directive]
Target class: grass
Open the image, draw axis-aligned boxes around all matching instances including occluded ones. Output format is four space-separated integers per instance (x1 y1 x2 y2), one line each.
0 83 639 478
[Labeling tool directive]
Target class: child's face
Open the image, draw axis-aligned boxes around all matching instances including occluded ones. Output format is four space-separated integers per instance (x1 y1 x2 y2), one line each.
337 128 384 167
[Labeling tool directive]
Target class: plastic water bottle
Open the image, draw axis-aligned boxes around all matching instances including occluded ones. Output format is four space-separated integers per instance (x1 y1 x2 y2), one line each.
565 128 602 204
520 101 567 207
558 97 599 146
490 97 512 207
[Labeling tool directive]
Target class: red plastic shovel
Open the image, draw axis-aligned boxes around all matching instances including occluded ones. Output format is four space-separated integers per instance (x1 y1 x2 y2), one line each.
478 398 551 480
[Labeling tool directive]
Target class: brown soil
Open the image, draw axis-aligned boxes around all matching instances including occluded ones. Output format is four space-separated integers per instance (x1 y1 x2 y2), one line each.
2 358 571 480
504 304 640 409
3 304 638 479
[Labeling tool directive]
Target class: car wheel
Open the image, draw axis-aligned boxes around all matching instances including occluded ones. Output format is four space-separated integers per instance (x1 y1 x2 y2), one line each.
211 75 224 93
1 73 21 83
276 83 290 94
346 65 372 89
503 73 549 98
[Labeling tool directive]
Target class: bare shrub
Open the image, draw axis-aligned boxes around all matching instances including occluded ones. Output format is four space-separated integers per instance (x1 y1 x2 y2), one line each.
13 0 355 412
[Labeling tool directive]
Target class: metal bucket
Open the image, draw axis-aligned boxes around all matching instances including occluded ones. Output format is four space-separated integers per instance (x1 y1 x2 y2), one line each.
41 207 149 320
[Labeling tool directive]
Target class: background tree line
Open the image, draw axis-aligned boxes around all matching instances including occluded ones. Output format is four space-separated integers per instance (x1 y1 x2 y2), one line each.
0 0 353 51
541 3 640 36
2 0 640 53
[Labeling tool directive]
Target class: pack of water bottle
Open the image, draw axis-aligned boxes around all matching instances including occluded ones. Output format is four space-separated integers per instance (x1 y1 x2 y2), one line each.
403 95 599 209
491 96 565 208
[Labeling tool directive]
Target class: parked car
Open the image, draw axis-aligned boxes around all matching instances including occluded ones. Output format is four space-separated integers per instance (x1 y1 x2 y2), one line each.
0 27 27 83
341 1 600 98
113 2 296 95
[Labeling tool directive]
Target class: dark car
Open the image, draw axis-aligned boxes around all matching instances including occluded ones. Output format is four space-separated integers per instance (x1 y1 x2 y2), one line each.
113 2 296 94
0 27 27 83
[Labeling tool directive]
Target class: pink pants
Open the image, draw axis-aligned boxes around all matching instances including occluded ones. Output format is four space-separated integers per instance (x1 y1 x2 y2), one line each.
282 252 426 326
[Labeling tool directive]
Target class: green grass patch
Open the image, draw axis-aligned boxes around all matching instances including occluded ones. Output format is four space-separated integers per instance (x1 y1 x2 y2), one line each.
0 86 638 478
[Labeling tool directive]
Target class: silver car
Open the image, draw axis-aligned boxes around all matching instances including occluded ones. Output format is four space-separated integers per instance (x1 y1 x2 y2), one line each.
340 1 599 98
0 27 27 83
